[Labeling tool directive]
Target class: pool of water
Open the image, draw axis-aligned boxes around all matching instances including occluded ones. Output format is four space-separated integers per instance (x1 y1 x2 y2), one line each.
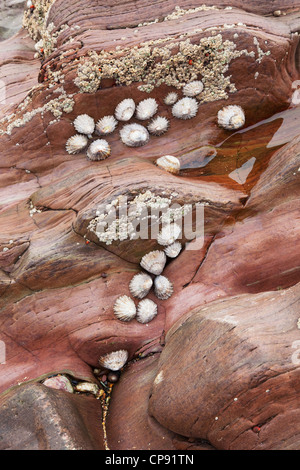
179 106 300 194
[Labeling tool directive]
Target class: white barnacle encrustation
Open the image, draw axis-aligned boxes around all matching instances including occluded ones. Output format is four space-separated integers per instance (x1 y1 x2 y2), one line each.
140 250 167 276
129 273 153 299
136 98 158 120
113 295 136 321
73 114 95 137
65 134 88 154
99 350 129 371
164 241 182 258
183 80 204 97
86 139 111 161
115 98 136 121
136 299 158 324
154 275 173 300
155 155 180 175
148 116 169 136
120 123 149 147
34 39 44 53
172 97 198 120
217 105 245 130
157 223 181 246
164 92 178 105
96 115 118 135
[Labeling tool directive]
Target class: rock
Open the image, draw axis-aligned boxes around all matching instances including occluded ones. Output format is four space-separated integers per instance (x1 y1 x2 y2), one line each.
0 383 104 450
149 283 300 450
0 1 25 42
0 0 299 450
106 355 216 450
43 374 74 393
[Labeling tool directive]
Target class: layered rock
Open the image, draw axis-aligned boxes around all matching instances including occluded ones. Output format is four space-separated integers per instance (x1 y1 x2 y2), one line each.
0 0 299 450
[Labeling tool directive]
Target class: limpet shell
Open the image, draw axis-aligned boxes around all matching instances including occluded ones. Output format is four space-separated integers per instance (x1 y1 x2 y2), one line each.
140 250 167 276
115 98 136 121
154 275 173 300
183 80 204 97
99 350 129 371
65 134 88 154
217 105 245 130
73 114 95 136
164 92 178 105
120 123 149 147
43 375 74 393
157 223 181 246
147 116 169 136
136 98 158 120
96 115 118 135
136 298 158 324
164 241 182 258
113 295 136 321
129 273 153 299
74 382 99 395
155 155 180 175
86 139 111 160
172 97 198 120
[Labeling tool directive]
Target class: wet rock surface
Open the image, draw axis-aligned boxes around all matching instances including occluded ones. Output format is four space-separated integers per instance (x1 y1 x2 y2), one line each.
0 1 25 42
0 0 299 450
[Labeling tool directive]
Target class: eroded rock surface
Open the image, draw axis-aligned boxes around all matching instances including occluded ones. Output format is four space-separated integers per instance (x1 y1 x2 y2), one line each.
0 383 104 450
149 284 300 450
0 0 299 450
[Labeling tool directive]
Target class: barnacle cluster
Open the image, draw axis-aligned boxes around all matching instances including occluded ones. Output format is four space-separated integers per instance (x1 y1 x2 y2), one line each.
23 0 55 41
74 34 255 104
34 23 70 59
137 4 220 26
23 0 75 60
0 89 75 136
87 190 191 245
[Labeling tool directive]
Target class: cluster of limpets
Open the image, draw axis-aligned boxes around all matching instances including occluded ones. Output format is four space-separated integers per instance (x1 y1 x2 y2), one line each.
66 81 245 164
113 222 182 326
65 113 114 160
76 102 245 374
96 223 182 373
65 80 202 159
